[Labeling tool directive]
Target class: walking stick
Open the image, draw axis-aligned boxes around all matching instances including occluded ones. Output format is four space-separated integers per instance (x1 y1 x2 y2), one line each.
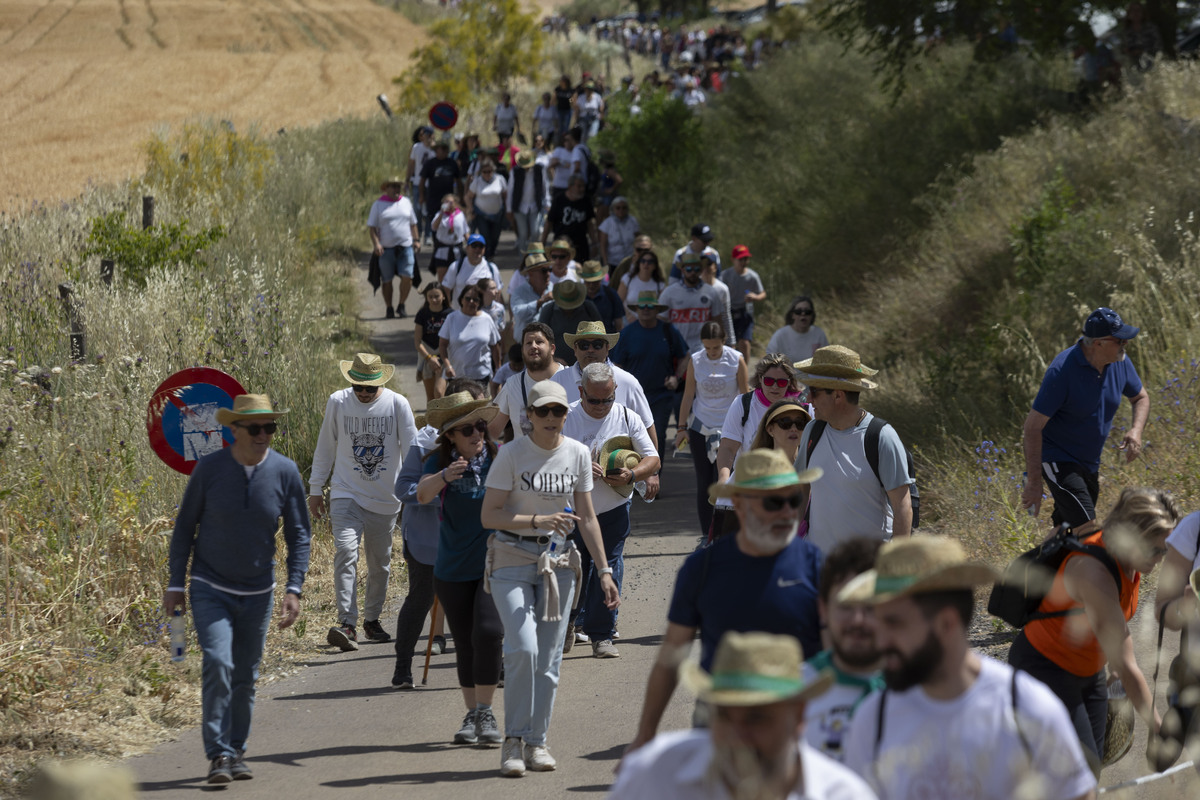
422 596 440 686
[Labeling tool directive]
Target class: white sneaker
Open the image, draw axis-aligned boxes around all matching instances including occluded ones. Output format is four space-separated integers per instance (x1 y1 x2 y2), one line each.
500 737 525 777
574 630 590 644
524 743 557 771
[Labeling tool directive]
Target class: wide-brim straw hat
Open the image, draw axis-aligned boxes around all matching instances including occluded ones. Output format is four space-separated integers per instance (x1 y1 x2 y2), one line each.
709 449 823 501
521 253 550 274
552 280 587 311
380 176 404 191
564 320 619 347
599 436 642 498
837 535 999 606
679 631 833 707
215 394 288 426
762 401 812 429
794 345 879 392
578 260 605 282
1104 695 1135 767
628 290 668 313
549 238 576 257
339 353 395 386
425 391 498 435
516 150 536 170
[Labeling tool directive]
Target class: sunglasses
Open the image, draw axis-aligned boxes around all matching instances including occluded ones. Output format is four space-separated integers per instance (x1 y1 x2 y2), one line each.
451 420 489 437
761 376 790 388
462 296 482 305
770 416 806 431
682 266 701 273
635 247 651 253
236 422 278 436
530 405 568 418
585 394 615 406
352 385 380 396
758 492 804 512
532 268 551 276
576 339 609 351
551 254 569 260
794 308 814 316
639 257 655 264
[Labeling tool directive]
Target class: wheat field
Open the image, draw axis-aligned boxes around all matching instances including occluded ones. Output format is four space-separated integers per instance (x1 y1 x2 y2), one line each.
0 0 427 212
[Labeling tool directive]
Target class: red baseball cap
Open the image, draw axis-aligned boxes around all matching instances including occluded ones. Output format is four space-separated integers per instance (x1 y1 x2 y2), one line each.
731 244 752 260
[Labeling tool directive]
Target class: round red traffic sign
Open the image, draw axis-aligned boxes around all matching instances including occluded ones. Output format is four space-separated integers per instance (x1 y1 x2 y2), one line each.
146 368 247 474
429 101 458 131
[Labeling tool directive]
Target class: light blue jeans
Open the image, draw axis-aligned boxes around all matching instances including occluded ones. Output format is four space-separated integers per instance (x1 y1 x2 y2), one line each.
489 538 576 745
190 580 273 760
511 209 541 256
331 498 397 626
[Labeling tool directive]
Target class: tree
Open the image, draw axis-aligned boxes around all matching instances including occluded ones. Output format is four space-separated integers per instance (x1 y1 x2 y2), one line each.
392 0 546 113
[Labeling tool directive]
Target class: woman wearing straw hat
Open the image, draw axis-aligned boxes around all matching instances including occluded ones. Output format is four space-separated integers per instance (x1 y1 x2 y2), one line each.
415 386 505 747
480 380 619 777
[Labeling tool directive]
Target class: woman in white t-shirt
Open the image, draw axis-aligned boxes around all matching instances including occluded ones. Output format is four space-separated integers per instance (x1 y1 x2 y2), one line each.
617 250 666 320
574 85 604 142
439 284 502 385
597 198 639 269
480 380 618 777
674 320 748 537
428 193 470 284
466 159 508 260
767 295 830 369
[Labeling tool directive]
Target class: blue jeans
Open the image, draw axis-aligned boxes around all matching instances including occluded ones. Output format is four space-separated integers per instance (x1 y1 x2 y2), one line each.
570 503 629 640
488 539 576 745
512 209 541 256
190 580 274 760
474 211 503 261
556 109 573 144
379 245 415 281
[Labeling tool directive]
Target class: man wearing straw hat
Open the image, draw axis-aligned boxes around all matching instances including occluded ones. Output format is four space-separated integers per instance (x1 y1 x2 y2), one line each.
626 450 824 757
562 363 661 658
794 346 913 555
613 631 876 799
309 353 418 652
506 149 547 257
839 536 1096 800
510 251 554 334
537 279 601 367
165 394 310 784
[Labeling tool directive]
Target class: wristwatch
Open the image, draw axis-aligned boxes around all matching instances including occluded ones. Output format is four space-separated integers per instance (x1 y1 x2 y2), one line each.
598 567 614 577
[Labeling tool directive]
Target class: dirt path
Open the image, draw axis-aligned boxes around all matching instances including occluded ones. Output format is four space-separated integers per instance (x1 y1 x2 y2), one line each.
0 0 424 212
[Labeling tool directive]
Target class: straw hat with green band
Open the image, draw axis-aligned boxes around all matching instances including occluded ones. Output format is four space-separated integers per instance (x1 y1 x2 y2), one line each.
793 345 879 393
836 535 999 606
708 449 823 500
627 290 668 313
552 279 586 310
680 631 833 707
598 436 642 498
564 319 620 348
578 260 606 282
338 352 395 387
215 394 288 426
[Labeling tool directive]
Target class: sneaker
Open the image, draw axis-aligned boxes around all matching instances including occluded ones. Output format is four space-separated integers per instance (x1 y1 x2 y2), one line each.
523 743 557 771
363 619 391 643
562 624 574 654
500 737 525 777
430 634 446 656
612 629 620 640
385 306 395 319
475 707 503 745
575 630 591 644
391 664 414 690
454 709 479 744
230 751 253 781
207 756 233 784
592 639 620 659
396 306 408 319
327 624 359 652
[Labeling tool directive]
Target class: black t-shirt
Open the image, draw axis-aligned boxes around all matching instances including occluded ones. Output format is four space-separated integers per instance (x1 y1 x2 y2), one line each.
414 306 452 350
548 194 594 254
421 157 461 210
555 86 575 113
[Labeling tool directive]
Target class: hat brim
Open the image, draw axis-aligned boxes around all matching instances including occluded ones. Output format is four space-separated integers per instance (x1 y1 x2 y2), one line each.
793 357 879 379
679 661 834 707
436 405 500 439
795 373 878 392
564 331 620 347
628 302 669 313
708 467 823 501
215 408 288 426
427 397 495 430
339 361 395 386
837 563 1000 606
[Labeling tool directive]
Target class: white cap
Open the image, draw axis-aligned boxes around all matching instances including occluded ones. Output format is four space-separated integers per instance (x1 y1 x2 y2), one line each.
528 380 569 408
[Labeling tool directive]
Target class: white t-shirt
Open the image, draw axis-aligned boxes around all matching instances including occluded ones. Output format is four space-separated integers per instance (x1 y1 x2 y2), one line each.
612 730 878 800
551 362 655 433
469 174 508 216
719 390 769 453
494 103 518 134
576 92 604 118
801 660 883 764
442 257 502 310
496 368 560 439
844 656 1096 800
690 346 742 429
439 310 500 380
768 325 831 365
409 141 434 179
1166 511 1200 638
366 196 416 247
533 103 557 133
797 413 912 555
599 214 640 265
483 300 506 332
621 273 665 301
485 435 593 526
562 401 657 514
549 146 574 189
571 146 590 185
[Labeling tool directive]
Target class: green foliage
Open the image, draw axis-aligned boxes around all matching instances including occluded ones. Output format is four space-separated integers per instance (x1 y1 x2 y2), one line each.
391 0 547 112
141 121 274 213
80 210 226 287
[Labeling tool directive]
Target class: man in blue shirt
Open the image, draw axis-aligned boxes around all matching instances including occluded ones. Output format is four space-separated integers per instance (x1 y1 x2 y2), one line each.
611 290 689 455
1022 307 1149 529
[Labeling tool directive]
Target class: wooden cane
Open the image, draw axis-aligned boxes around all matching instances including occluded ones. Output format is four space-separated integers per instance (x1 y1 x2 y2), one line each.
421 596 440 686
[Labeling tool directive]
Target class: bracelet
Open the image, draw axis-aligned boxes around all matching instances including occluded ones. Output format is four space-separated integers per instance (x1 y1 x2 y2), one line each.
531 514 538 530
441 468 448 482
598 567 614 576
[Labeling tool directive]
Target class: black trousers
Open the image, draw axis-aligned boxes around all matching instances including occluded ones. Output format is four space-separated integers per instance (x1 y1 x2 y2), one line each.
434 575 503 688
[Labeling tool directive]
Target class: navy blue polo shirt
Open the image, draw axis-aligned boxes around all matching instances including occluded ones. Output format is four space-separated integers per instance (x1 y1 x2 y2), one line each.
1032 340 1143 472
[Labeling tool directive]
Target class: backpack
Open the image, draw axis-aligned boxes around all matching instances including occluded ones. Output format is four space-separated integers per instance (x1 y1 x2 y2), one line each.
986 525 1122 628
805 416 920 528
578 145 601 197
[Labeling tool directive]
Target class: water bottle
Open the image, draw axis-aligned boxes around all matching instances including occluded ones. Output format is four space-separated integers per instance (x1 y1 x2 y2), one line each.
170 608 187 662
548 505 571 553
635 480 654 504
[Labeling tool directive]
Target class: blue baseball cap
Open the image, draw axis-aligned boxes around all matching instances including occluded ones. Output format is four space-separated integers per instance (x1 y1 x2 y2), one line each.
1083 307 1139 340
467 233 486 247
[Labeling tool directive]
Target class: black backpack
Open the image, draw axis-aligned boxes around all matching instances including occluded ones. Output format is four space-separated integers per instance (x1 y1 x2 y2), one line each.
578 144 601 197
805 416 920 528
987 525 1122 628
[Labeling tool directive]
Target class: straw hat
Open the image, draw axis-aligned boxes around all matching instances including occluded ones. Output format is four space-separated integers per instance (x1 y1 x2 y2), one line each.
564 320 619 348
379 176 404 191
549 238 575 257
708 449 823 500
598 436 642 498
521 252 550 274
425 391 498 434
793 345 879 392
552 280 587 311
762 400 812 429
516 150 536 170
1104 695 1135 767
578 260 605 282
680 631 832 707
339 353 395 386
215 394 288 427
836 535 999 606
627 290 668 313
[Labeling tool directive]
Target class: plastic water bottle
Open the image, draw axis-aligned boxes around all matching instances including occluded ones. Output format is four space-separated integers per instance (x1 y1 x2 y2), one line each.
170 608 187 662
635 480 654 503
548 505 571 553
